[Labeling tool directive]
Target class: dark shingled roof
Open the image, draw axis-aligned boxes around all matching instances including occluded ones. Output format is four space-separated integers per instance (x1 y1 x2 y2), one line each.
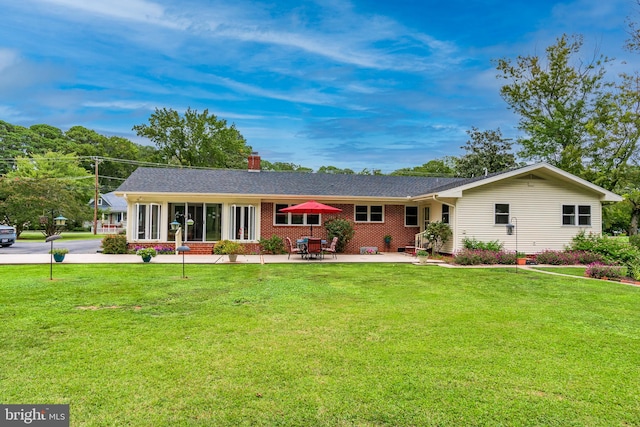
116 167 468 198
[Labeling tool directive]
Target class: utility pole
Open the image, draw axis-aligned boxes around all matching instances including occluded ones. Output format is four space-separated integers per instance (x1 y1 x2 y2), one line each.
92 157 102 235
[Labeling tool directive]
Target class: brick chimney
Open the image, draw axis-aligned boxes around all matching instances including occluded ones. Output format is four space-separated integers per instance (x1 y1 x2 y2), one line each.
248 152 261 172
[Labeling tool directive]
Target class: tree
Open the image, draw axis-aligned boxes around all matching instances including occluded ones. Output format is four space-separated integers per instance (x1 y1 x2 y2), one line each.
0 121 62 175
261 161 313 172
133 108 252 169
0 152 93 236
496 34 611 176
317 165 355 174
391 158 456 176
455 127 518 177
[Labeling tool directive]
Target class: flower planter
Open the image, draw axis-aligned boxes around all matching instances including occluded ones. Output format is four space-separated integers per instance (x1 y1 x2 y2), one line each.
516 258 527 265
53 254 65 263
228 254 238 263
417 255 429 265
142 255 152 263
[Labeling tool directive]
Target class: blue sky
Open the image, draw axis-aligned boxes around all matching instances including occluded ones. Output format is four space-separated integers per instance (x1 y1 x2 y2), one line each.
1 0 638 172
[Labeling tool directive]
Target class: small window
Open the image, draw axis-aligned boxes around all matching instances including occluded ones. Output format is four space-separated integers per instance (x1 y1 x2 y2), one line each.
354 205 384 222
578 205 591 226
423 207 431 229
441 205 450 224
562 205 591 226
275 203 289 224
562 205 576 225
97 197 103 206
405 206 418 226
495 204 510 224
275 204 321 226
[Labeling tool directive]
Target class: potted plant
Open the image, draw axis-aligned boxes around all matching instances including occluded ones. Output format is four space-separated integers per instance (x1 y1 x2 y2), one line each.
383 234 392 245
136 247 157 263
416 249 429 264
213 240 245 262
50 248 69 262
516 252 527 265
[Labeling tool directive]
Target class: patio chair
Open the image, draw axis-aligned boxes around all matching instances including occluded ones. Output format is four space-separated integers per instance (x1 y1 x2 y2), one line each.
285 237 301 259
306 237 323 259
322 236 338 259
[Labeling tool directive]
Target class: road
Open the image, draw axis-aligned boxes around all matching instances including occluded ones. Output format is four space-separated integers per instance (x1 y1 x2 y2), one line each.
0 239 102 254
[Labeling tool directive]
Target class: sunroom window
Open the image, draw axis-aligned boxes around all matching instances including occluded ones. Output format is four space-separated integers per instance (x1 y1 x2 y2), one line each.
135 203 161 240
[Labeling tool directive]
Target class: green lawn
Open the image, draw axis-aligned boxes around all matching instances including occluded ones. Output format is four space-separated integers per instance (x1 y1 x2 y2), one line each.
532 266 587 277
1 264 638 426
18 231 106 241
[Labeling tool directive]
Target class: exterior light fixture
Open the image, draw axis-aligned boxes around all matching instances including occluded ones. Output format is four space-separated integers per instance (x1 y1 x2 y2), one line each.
506 217 519 273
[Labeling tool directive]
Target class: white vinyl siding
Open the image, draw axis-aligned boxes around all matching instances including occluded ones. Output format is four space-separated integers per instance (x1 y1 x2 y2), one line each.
454 176 601 254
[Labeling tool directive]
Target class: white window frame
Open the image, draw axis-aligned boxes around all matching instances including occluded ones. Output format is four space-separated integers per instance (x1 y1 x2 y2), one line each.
274 203 321 227
405 206 418 227
230 204 256 241
562 204 591 226
441 205 450 224
423 207 431 230
354 205 384 223
494 203 510 225
135 203 161 240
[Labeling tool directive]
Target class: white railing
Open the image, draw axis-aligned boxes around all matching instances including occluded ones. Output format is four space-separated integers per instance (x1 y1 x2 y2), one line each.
414 231 429 252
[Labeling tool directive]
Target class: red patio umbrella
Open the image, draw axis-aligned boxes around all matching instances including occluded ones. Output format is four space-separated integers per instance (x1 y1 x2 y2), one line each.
279 200 342 236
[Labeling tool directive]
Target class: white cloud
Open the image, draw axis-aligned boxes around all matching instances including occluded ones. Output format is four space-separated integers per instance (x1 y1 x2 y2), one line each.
83 100 155 110
33 0 188 29
0 49 18 72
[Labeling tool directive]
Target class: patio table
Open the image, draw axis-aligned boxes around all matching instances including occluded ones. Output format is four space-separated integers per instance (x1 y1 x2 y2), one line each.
297 238 327 259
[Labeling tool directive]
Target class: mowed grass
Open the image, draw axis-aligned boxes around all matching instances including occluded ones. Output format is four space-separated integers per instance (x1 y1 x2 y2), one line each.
1 264 639 426
533 266 587 277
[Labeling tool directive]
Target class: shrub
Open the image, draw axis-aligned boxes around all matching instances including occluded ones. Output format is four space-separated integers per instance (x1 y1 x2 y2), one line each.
424 221 452 254
462 237 504 252
324 218 355 253
259 235 286 254
534 250 575 265
496 251 516 265
213 240 245 255
569 230 640 278
453 249 506 265
585 262 624 279
102 234 128 254
629 234 640 250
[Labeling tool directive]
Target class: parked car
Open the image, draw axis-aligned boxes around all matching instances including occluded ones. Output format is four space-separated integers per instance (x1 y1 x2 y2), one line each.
0 225 16 247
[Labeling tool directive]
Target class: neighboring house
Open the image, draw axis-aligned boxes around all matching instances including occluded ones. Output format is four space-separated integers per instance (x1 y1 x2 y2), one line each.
88 191 128 233
114 153 622 254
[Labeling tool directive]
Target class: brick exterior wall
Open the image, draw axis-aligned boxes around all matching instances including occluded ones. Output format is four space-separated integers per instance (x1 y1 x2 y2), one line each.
128 202 419 255
261 202 419 254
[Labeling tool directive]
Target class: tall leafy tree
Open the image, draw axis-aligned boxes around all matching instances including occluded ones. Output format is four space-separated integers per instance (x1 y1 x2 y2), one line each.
391 158 456 176
455 127 518 177
495 34 611 176
133 108 252 169
262 161 313 172
0 152 92 236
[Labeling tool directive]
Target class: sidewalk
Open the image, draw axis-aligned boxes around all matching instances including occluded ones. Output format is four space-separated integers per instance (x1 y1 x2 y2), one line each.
0 252 429 265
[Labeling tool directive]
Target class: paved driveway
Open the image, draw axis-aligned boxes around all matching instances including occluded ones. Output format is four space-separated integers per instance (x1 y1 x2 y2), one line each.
0 239 102 254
